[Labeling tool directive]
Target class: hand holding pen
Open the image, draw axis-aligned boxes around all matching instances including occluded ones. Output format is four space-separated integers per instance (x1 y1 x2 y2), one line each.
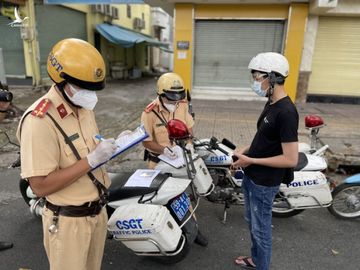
87 135 117 168
163 146 178 160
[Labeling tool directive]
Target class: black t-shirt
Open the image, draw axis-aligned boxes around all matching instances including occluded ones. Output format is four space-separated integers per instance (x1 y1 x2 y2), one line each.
244 96 299 187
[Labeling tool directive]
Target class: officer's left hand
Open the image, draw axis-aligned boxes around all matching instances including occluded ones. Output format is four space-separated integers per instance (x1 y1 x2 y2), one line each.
117 130 132 140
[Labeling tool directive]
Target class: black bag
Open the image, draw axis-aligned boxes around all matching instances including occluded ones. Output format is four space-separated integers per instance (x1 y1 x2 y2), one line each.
282 168 294 185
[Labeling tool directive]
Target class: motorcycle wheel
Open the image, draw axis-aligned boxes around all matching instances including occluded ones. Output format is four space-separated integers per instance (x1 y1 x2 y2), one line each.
19 178 31 205
328 183 360 219
150 234 190 265
272 196 304 218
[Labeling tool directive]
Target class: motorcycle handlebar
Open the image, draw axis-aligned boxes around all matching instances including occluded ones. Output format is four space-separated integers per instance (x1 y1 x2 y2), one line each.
221 138 236 150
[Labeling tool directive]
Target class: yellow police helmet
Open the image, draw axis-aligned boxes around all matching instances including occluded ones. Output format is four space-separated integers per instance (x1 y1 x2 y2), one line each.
47 38 106 90
157 72 186 101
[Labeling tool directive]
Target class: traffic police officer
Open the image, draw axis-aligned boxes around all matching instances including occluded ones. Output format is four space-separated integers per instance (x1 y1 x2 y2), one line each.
140 72 208 247
16 38 117 270
141 72 194 169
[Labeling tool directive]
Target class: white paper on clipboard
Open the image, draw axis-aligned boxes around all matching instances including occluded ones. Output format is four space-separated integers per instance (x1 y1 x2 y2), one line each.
124 169 161 187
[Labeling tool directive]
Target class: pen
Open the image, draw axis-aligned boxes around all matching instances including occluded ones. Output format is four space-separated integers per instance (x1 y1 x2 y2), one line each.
166 146 174 153
95 134 105 141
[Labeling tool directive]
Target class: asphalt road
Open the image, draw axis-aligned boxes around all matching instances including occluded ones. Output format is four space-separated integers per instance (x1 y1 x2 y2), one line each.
1 168 360 270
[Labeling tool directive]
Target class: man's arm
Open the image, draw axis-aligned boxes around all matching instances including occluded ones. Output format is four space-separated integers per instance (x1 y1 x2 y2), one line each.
29 158 91 197
142 140 166 155
232 142 298 168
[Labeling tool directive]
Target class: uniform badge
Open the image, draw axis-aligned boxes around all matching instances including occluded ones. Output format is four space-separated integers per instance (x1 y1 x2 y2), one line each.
31 98 51 118
57 104 68 119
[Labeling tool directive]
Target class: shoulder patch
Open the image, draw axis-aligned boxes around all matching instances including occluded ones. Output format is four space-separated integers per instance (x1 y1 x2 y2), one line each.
31 98 51 118
144 101 158 113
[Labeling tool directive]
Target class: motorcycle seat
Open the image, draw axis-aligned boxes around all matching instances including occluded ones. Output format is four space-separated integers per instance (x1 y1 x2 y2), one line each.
294 152 308 171
108 172 171 201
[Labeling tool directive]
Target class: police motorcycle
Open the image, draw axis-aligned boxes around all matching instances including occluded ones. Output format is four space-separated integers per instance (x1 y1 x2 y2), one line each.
328 173 360 219
188 134 333 219
151 115 337 221
13 124 206 264
194 136 360 220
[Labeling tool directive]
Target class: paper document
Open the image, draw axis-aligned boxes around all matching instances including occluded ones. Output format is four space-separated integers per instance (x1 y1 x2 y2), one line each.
124 169 161 187
92 124 149 170
158 145 185 168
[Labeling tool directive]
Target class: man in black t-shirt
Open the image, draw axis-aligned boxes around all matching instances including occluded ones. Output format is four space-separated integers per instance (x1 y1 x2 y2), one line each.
232 52 299 270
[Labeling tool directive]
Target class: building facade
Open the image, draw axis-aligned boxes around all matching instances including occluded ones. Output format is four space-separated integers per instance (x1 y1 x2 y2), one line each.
145 0 360 103
0 0 159 86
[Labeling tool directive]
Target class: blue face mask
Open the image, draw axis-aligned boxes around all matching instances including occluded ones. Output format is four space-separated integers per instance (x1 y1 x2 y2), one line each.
251 81 266 97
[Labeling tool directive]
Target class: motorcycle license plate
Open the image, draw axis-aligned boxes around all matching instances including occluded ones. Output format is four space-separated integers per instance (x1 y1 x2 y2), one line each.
171 192 191 221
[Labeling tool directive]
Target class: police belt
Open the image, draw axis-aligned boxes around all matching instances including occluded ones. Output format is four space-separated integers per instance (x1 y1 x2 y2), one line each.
148 152 160 163
45 200 103 217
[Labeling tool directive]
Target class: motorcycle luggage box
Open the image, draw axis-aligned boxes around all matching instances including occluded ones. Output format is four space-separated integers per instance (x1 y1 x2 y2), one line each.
192 158 213 195
279 171 332 208
108 204 182 253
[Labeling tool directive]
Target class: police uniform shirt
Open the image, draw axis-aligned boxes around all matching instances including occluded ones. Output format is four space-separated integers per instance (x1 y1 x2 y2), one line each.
244 96 299 187
16 86 110 206
141 97 194 148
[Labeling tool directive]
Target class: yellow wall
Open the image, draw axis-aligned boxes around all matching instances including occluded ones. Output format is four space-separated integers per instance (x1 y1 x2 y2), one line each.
283 3 308 101
173 3 308 101
174 4 193 91
111 4 151 35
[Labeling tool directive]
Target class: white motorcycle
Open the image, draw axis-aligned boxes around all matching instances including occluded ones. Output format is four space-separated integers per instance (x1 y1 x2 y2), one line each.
190 135 332 219
143 117 332 221
13 124 210 264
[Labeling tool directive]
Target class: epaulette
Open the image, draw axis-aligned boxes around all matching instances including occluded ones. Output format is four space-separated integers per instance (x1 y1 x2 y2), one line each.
31 98 51 118
144 101 158 113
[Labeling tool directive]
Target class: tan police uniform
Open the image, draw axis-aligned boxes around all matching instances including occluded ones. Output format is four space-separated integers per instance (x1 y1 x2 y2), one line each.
16 86 109 270
141 97 194 169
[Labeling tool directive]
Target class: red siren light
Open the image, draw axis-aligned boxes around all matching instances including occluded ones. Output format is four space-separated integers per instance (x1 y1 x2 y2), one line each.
305 114 324 129
167 119 191 140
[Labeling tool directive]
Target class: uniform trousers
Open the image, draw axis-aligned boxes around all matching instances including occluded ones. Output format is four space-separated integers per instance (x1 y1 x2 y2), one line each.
42 206 107 270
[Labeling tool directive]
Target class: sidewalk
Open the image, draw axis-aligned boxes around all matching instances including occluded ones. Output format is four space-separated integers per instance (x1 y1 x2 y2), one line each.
1 77 359 172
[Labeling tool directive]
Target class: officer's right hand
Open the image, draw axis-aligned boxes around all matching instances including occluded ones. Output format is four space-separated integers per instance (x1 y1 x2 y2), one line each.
163 146 178 160
87 138 117 168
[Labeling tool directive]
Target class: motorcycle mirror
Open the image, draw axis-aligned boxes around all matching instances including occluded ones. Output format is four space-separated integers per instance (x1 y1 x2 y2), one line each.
209 137 218 148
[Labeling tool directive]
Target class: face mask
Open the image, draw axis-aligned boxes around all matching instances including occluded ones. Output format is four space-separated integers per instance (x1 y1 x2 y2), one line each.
164 103 176 112
251 81 267 97
66 84 98 110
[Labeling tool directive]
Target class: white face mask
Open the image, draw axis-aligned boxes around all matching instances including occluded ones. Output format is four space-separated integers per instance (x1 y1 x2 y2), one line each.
251 81 267 97
66 84 98 110
164 103 176 112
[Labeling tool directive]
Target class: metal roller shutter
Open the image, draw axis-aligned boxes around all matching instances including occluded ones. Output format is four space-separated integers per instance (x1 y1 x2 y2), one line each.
308 17 360 97
193 20 284 94
35 4 87 79
0 15 26 78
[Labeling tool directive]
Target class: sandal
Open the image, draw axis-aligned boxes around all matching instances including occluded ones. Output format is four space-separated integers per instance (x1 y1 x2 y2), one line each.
234 256 256 269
